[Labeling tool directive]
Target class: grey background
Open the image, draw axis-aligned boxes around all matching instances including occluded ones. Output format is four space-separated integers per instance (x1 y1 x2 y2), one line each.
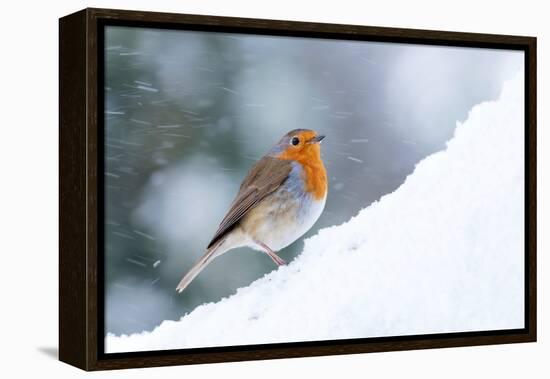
104 26 522 335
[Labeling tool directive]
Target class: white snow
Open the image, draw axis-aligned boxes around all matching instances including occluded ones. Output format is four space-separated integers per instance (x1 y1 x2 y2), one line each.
106 72 525 353
136 85 159 92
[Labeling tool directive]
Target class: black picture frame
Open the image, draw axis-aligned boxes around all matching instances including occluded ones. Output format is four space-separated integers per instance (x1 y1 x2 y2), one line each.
59 7 537 371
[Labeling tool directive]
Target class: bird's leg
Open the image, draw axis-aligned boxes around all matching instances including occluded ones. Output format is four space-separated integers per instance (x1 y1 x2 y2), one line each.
254 240 287 266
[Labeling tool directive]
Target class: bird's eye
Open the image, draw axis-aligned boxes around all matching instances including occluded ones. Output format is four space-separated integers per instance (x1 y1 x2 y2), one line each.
291 136 300 146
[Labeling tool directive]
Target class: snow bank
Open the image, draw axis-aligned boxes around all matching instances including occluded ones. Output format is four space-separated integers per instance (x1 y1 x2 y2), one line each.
106 72 525 353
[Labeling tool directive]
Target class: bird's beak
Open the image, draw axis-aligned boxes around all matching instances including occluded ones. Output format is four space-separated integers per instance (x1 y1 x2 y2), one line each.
307 135 325 144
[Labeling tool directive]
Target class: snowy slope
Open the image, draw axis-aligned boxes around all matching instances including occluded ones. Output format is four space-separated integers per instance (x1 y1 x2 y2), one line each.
106 72 525 353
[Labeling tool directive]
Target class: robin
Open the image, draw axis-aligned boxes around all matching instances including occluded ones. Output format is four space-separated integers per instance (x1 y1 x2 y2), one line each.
176 129 327 293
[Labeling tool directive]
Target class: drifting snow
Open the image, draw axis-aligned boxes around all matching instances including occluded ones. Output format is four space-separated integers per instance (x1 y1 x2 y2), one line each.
106 73 524 353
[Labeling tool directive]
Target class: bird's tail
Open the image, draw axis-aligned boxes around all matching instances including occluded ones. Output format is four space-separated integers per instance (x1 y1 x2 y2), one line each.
176 237 226 293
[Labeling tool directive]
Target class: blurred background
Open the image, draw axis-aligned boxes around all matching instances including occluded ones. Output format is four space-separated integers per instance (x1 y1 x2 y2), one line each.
104 26 522 336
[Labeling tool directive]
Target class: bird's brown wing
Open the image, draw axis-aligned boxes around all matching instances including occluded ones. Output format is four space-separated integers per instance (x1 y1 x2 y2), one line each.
207 156 292 248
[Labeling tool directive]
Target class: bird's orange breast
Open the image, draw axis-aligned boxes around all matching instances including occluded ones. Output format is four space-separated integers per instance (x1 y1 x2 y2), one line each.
277 144 327 200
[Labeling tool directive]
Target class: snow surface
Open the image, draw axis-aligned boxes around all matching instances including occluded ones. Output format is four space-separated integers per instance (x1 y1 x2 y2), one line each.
106 72 525 353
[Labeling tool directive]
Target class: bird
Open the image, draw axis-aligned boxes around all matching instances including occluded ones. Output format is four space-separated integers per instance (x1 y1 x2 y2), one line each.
176 129 327 293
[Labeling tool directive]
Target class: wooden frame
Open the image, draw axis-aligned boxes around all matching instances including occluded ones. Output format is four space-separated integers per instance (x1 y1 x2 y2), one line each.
59 7 537 371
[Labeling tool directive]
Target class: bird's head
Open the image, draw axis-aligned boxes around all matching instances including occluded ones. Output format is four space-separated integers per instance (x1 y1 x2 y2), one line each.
269 129 325 165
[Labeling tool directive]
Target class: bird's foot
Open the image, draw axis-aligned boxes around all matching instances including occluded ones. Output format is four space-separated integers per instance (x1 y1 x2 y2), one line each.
271 253 287 266
255 239 287 266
